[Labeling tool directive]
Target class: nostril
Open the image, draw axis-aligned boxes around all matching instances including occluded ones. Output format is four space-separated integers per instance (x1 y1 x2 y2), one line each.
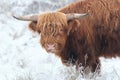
49 44 55 47
52 44 56 47
45 43 56 49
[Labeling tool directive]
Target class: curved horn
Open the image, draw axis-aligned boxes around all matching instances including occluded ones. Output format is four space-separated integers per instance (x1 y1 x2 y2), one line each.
12 14 38 21
66 13 88 21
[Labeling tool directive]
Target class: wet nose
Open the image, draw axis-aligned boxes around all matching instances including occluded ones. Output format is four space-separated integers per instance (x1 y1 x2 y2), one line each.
45 43 56 50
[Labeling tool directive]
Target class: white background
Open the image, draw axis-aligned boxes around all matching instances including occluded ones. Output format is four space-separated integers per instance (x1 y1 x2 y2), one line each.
0 0 120 80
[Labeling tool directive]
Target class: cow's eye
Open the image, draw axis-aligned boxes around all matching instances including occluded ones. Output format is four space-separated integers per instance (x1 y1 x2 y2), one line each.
59 29 64 33
60 29 64 32
59 28 67 33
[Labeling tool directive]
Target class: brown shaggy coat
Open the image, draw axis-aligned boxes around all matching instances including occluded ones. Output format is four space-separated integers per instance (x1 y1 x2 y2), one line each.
29 0 120 72
56 0 120 72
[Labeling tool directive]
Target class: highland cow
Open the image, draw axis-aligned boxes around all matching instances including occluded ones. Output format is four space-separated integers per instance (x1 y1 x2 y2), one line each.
13 0 120 72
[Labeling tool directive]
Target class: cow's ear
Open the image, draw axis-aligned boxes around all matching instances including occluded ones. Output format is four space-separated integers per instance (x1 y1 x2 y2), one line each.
67 19 80 35
29 21 41 33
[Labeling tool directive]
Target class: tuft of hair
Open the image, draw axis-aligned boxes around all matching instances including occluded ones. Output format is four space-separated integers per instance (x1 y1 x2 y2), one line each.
36 12 68 34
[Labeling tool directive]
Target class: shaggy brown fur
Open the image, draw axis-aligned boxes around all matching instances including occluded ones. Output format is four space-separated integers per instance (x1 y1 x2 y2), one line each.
29 0 120 72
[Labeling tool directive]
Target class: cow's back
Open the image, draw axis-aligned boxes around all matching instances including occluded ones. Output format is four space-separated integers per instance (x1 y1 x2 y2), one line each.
59 0 120 56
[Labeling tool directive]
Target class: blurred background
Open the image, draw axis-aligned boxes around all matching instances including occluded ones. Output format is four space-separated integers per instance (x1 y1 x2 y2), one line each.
0 0 120 80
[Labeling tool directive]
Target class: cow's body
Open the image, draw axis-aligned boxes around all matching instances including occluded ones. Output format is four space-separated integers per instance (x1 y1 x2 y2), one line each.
14 0 120 72
57 0 120 72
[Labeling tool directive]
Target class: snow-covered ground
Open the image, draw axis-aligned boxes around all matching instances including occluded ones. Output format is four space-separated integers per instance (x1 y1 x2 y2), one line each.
0 0 120 80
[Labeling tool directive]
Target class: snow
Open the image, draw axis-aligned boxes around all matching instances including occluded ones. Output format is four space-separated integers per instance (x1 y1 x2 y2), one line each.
0 0 120 80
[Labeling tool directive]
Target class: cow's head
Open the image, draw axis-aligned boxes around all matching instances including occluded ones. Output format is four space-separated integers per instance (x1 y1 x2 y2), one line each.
13 12 88 53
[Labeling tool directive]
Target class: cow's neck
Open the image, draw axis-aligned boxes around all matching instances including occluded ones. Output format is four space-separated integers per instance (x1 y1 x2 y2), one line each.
59 32 80 64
